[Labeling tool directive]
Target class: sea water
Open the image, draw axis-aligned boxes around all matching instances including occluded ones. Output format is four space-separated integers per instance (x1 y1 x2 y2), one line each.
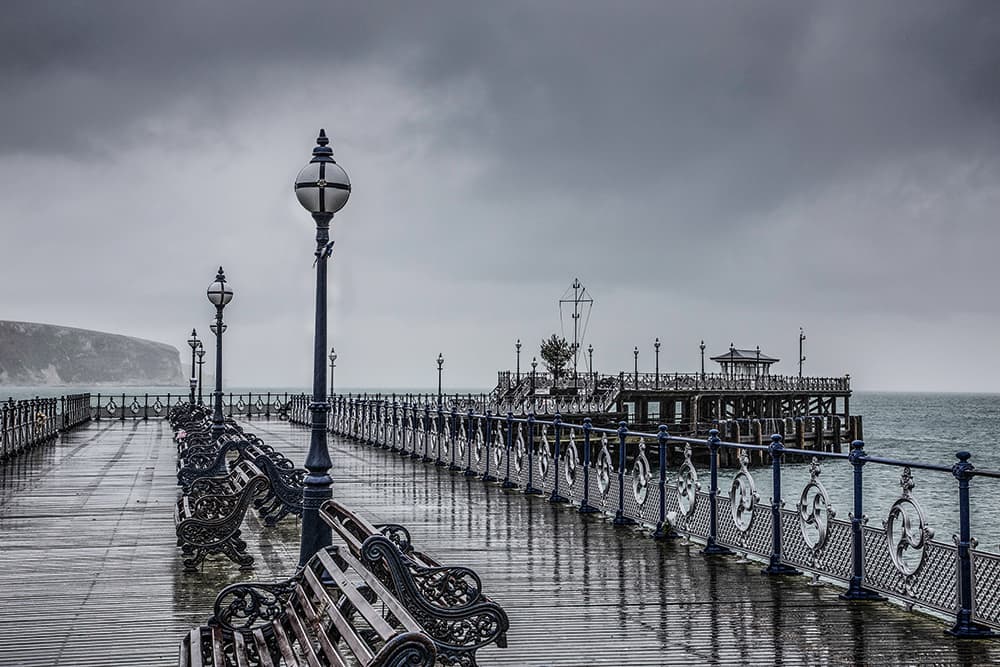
3 386 998 548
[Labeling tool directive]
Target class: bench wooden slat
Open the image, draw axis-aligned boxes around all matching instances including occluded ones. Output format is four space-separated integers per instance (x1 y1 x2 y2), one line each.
210 625 225 667
233 631 248 667
283 600 324 667
314 548 400 638
301 564 376 663
326 547 423 635
270 620 301 667
293 580 347 667
252 628 275 667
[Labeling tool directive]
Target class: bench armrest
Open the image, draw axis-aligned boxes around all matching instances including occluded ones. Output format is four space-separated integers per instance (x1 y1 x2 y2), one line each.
209 577 299 632
374 523 414 554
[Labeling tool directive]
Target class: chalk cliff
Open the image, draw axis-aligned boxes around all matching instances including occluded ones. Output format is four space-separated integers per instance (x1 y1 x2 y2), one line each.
0 320 185 386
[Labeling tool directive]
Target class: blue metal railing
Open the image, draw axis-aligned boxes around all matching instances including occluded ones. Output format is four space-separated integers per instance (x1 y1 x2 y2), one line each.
302 393 1000 638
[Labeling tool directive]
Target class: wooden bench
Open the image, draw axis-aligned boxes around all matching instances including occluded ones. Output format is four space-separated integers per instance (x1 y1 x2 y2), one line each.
320 499 509 666
180 545 436 667
233 439 306 526
175 460 270 571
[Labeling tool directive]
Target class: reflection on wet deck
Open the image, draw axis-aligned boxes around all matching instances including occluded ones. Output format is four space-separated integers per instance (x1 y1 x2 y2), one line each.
0 420 994 666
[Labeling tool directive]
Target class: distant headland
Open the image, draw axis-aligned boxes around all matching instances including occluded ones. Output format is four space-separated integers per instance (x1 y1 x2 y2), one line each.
0 320 184 386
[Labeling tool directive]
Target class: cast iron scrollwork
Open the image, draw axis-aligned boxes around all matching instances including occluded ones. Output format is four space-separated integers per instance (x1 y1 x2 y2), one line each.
474 421 484 463
729 449 758 534
884 466 934 582
597 433 613 499
797 457 836 563
492 423 504 469
631 438 651 508
676 443 699 523
210 577 299 632
359 535 509 665
514 423 526 473
538 426 551 478
564 430 578 486
375 522 415 554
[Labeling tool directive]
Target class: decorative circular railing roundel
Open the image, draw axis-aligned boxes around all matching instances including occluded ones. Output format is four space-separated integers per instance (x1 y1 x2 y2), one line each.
514 424 526 473
538 427 551 478
597 433 612 498
797 457 836 554
493 425 504 468
564 431 578 486
676 443 699 520
729 450 758 533
474 422 484 463
884 467 934 577
631 438 651 507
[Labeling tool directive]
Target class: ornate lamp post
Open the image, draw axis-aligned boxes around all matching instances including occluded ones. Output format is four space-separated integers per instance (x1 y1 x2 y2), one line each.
206 268 234 438
195 345 206 405
700 340 706 379
515 339 522 385
654 337 660 390
729 342 736 379
436 353 444 406
633 346 639 390
799 327 806 378
187 329 200 404
329 347 337 395
293 128 351 567
531 357 538 411
588 343 594 390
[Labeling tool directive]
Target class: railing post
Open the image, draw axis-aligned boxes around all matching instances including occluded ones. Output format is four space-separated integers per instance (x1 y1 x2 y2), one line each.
525 413 542 494
143 393 149 421
391 401 399 451
652 425 676 539
448 405 461 470
579 417 598 513
839 440 884 601
947 451 994 637
483 411 495 482
463 410 476 477
434 404 446 466
762 433 800 576
549 413 568 503
613 421 635 526
702 429 733 555
422 404 432 462
60 396 67 431
501 411 515 488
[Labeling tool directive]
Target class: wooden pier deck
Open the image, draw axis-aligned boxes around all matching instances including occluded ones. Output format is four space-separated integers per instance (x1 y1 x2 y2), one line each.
0 419 996 666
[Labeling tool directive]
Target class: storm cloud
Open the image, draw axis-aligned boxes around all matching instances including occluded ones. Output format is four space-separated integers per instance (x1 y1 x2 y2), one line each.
2 1 1000 391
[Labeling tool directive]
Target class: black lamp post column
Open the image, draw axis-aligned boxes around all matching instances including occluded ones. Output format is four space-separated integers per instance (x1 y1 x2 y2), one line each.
294 129 351 568
437 353 444 406
588 344 594 391
187 329 199 404
515 339 521 385
654 337 660 390
206 267 232 440
633 346 639 390
700 340 706 380
300 211 334 566
799 327 806 378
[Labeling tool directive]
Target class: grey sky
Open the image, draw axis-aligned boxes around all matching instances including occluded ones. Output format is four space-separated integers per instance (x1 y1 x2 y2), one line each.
2 1 1000 391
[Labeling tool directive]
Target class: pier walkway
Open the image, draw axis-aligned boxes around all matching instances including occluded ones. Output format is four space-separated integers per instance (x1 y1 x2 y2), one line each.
0 419 995 666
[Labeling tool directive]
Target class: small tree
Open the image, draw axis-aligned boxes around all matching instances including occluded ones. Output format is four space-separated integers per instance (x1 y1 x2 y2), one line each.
540 334 573 384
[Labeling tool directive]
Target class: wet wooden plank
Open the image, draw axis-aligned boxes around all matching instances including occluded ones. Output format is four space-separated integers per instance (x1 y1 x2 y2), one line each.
0 419 996 666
